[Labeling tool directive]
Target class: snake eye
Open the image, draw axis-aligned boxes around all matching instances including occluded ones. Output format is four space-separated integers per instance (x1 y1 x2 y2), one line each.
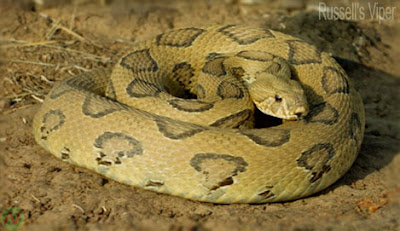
275 94 282 102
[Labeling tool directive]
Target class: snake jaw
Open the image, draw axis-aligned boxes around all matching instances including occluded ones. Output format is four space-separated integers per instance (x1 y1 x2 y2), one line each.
254 97 306 120
249 77 309 120
294 105 309 120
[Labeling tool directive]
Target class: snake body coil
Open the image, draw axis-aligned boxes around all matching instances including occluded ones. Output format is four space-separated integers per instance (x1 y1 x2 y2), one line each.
33 25 365 203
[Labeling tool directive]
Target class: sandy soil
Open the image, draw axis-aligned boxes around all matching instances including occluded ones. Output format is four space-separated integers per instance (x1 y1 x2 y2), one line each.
0 0 399 230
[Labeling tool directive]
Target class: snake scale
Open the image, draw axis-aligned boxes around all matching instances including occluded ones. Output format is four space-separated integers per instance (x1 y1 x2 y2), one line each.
33 25 365 203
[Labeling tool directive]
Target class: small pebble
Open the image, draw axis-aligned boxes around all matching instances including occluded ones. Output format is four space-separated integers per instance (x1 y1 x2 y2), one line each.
0 98 11 112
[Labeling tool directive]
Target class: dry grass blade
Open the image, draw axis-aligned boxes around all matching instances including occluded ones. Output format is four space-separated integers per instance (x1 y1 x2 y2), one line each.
0 39 112 63
40 44 112 63
58 24 86 43
1 59 56 67
0 40 59 48
45 18 61 40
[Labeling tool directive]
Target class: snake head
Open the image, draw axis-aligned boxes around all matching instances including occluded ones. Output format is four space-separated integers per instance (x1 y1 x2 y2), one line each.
248 74 309 120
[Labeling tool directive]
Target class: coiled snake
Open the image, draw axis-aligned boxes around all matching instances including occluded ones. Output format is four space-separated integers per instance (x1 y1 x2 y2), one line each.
33 25 365 203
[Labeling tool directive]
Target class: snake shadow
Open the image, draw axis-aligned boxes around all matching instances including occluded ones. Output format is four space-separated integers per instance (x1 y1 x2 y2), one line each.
252 58 400 200
319 58 400 195
262 10 400 199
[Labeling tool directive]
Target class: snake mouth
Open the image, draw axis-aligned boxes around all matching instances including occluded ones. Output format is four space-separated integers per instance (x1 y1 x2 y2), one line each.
281 106 308 121
254 97 308 121
282 114 301 121
293 106 308 120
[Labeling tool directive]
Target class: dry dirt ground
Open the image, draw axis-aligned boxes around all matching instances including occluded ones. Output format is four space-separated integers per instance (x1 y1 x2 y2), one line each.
0 0 399 230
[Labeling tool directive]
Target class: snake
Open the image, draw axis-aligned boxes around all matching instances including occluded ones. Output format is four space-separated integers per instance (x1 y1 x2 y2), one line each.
32 25 365 203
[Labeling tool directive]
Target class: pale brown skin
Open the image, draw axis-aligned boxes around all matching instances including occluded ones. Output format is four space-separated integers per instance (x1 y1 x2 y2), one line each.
248 73 309 120
33 25 365 203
